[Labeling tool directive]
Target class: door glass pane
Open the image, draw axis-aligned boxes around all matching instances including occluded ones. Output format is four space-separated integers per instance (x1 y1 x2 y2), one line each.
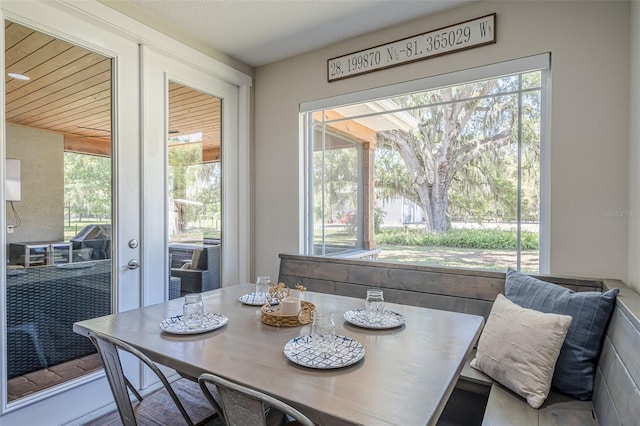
4 21 112 401
167 81 221 299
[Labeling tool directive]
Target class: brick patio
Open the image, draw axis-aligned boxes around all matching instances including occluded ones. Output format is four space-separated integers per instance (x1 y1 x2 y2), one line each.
8 353 103 401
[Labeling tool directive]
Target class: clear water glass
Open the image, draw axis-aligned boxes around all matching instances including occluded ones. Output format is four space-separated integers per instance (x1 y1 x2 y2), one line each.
365 289 385 323
183 293 204 329
255 275 272 300
311 312 336 357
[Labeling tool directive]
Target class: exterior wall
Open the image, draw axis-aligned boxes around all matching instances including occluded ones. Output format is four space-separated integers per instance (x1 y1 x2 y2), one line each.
628 0 640 292
254 1 631 281
6 125 64 245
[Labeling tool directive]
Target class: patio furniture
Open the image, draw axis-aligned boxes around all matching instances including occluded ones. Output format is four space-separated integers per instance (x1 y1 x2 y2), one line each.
7 260 111 378
70 224 111 260
7 322 48 373
169 244 220 296
89 330 216 426
168 253 181 300
198 372 314 426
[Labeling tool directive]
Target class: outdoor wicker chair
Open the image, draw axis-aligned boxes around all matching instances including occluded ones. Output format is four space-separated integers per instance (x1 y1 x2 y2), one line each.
7 260 111 378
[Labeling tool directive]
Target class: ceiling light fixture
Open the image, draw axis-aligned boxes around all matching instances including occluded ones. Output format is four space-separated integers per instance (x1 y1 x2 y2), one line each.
8 72 30 81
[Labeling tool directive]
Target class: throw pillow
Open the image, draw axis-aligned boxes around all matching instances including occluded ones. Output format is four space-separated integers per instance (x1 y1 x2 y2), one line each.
190 249 208 270
505 269 619 400
470 294 572 408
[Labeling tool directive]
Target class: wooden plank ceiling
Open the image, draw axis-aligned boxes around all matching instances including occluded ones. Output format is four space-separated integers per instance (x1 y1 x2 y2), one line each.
4 21 221 161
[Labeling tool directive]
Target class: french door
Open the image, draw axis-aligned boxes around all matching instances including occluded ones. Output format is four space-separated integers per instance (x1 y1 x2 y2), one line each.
142 46 242 308
0 2 141 423
0 1 249 423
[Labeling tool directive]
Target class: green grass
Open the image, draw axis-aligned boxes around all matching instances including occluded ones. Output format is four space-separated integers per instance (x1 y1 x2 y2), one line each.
376 244 539 273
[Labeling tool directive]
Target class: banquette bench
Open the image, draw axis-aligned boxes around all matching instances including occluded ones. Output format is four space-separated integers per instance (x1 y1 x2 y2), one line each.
278 253 640 425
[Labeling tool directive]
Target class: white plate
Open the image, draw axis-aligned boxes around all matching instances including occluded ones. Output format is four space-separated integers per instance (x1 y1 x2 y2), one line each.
284 335 365 369
160 312 228 335
343 308 406 329
239 293 279 306
56 262 97 269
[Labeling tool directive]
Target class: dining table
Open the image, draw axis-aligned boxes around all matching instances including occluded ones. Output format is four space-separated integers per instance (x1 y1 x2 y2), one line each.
74 283 484 426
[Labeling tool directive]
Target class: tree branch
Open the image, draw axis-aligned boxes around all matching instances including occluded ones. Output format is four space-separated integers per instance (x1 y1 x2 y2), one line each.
448 130 513 179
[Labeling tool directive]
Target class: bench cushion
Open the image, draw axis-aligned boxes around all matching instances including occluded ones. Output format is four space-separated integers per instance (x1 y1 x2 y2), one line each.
461 349 493 385
505 269 619 400
482 382 598 426
471 294 572 408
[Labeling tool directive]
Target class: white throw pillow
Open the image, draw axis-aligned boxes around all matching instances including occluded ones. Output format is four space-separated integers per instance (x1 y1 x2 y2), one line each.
470 294 572 408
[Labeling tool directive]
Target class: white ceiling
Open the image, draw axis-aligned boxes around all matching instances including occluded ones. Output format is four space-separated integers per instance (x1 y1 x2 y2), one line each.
99 0 473 67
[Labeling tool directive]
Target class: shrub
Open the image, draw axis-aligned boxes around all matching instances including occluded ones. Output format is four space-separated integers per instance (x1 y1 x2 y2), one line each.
375 228 539 250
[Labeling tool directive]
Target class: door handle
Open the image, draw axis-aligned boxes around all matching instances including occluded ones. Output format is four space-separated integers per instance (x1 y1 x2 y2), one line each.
123 259 140 270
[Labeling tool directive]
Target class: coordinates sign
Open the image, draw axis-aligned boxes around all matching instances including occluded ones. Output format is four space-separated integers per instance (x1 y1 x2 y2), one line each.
327 14 496 82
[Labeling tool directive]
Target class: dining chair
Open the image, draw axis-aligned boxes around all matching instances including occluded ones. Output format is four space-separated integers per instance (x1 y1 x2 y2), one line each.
198 373 315 426
88 330 217 426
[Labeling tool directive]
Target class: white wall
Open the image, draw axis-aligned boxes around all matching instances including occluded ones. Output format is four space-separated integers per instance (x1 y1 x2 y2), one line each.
628 0 640 292
97 0 253 77
254 0 631 281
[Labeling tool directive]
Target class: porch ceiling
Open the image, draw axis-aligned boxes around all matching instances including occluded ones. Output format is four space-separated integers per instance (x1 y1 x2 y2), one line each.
4 21 221 157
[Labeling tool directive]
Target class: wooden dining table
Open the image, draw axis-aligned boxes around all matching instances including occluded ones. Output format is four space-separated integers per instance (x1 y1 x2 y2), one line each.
74 283 484 426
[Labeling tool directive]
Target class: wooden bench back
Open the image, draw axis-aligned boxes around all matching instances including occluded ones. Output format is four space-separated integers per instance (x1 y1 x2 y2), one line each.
593 281 640 425
278 253 602 320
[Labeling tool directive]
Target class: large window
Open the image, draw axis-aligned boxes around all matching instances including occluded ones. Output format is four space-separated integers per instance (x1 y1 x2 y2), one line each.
304 56 549 273
309 117 363 255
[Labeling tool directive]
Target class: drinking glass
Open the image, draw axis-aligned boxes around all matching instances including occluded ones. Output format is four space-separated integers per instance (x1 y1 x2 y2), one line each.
183 293 204 328
365 289 385 323
255 275 272 300
311 312 336 357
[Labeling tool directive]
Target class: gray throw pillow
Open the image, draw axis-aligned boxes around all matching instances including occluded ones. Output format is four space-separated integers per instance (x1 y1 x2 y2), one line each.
505 269 619 400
